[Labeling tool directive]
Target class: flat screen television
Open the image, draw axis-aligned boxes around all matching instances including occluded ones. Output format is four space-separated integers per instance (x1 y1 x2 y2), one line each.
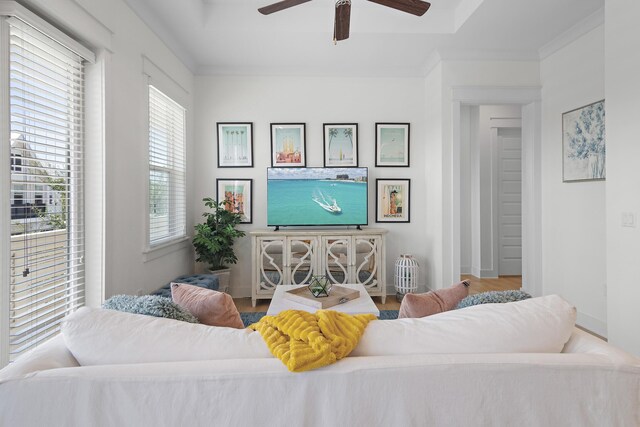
267 167 368 227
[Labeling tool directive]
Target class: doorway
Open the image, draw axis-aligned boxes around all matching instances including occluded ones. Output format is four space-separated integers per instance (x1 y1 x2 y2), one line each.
459 105 522 290
451 87 542 298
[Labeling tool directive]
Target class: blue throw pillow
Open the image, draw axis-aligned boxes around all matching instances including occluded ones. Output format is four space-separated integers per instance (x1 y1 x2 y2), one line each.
102 295 198 323
456 290 532 309
151 274 220 298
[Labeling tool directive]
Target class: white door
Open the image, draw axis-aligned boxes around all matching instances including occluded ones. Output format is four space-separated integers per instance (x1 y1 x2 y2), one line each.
497 128 522 275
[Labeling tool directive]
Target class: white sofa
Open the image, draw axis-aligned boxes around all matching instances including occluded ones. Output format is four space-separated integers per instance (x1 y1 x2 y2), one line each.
1 296 638 427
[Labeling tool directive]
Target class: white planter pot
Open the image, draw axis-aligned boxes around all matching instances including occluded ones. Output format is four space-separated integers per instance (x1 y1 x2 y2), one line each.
208 268 231 293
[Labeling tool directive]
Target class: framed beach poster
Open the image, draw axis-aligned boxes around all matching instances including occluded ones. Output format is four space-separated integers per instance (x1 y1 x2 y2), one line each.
376 179 410 223
323 123 358 167
562 100 605 182
271 123 306 167
216 178 253 224
217 122 253 167
375 123 410 167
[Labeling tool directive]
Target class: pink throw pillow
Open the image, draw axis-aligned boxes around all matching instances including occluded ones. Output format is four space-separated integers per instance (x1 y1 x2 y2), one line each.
171 283 244 329
398 280 470 319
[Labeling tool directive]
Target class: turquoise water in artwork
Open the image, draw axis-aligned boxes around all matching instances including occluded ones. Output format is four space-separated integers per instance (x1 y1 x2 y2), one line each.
268 179 368 225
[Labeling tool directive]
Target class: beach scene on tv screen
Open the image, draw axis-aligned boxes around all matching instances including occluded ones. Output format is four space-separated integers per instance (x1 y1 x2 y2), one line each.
268 168 368 226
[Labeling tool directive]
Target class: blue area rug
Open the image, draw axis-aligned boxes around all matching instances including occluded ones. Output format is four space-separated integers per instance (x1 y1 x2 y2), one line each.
240 310 399 327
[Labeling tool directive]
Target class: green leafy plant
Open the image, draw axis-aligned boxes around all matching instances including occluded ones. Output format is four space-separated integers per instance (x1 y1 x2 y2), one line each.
193 197 246 271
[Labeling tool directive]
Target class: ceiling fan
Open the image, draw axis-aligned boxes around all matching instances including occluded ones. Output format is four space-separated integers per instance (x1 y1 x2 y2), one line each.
258 0 431 43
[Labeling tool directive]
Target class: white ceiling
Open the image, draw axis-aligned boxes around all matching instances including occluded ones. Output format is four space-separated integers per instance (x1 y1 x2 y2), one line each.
122 0 604 76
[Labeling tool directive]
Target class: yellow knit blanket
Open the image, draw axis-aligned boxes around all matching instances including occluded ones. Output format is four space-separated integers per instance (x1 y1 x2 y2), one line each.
249 309 376 372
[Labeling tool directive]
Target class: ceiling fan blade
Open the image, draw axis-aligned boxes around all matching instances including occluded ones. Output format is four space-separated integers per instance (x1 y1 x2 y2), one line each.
334 1 351 41
258 0 312 15
366 0 430 16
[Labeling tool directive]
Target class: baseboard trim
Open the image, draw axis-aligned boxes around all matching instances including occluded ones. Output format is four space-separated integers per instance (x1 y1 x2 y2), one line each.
471 267 501 278
479 269 498 279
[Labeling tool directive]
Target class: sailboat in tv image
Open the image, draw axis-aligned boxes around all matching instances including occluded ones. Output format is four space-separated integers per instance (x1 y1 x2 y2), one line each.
267 167 368 227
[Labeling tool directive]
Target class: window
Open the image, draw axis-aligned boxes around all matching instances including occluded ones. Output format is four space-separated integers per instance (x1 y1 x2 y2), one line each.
3 16 87 364
148 85 186 247
10 153 22 172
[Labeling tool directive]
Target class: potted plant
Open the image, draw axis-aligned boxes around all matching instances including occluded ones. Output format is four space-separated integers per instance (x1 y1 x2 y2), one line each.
193 197 246 291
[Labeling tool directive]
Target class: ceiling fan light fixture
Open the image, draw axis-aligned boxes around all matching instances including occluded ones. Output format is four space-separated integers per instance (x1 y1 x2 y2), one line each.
258 0 430 44
334 0 352 44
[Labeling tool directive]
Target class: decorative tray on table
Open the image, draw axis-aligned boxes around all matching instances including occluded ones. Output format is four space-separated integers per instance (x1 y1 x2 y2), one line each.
283 285 360 309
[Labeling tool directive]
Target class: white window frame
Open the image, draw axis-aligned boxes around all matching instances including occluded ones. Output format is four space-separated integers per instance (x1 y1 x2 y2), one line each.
143 59 188 258
0 4 95 367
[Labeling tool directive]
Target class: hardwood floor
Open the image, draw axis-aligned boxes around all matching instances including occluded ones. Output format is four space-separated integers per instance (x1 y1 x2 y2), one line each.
462 275 522 295
233 276 522 312
234 298 271 313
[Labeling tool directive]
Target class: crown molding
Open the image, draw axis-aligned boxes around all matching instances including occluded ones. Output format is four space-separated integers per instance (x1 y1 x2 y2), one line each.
454 0 484 31
421 48 539 77
195 64 427 78
122 0 197 73
539 7 604 60
438 48 540 62
451 86 541 104
422 50 442 76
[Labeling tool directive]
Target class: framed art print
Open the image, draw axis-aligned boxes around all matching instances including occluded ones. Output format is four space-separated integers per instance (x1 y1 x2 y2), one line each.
217 122 253 167
216 178 253 224
562 100 605 182
376 179 410 223
271 123 306 167
375 123 410 167
323 123 358 167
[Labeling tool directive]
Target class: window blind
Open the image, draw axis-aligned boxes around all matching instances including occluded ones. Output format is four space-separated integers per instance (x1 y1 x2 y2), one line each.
7 17 85 362
148 85 186 246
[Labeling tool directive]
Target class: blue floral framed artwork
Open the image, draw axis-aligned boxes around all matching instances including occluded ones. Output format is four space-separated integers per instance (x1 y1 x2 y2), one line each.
562 100 605 182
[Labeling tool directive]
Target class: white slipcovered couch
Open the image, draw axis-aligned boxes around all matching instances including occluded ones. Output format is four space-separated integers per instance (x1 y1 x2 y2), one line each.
0 295 638 426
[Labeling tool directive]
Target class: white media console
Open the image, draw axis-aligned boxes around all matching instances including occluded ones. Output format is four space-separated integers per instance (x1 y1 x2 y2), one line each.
250 228 387 307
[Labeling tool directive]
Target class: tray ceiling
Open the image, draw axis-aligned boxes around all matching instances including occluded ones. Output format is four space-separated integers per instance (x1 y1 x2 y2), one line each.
122 0 603 76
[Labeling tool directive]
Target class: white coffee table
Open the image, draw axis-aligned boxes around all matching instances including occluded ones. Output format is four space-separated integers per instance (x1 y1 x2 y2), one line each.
266 283 380 317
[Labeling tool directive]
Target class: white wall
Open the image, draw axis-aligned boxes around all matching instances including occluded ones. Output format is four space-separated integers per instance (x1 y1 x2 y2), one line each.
459 105 473 274
86 0 195 298
605 0 640 355
25 0 196 299
540 25 606 336
194 76 428 297
424 63 444 291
